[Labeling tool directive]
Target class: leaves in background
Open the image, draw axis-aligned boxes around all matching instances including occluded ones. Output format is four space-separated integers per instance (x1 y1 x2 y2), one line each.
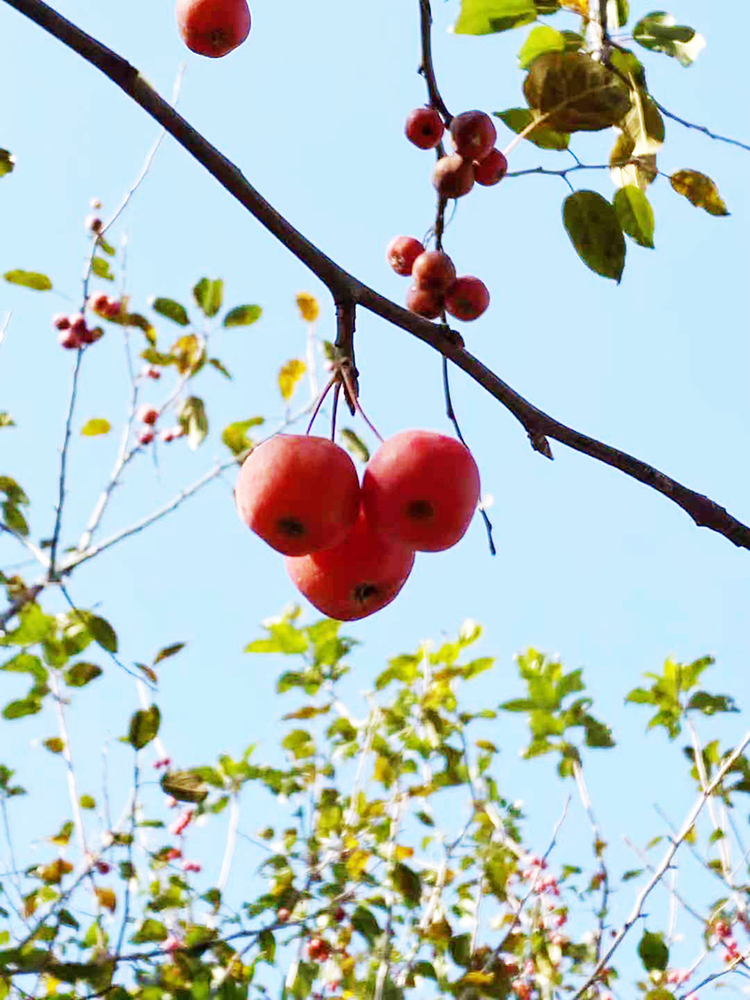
193 277 224 318
4 270 52 291
562 191 626 282
151 297 190 326
670 170 729 216
453 0 537 35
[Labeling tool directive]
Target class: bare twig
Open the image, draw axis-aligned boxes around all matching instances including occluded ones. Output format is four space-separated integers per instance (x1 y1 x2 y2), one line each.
6 0 750 553
48 349 84 578
652 99 750 154
0 311 12 349
115 757 140 957
0 524 49 569
417 0 451 123
573 731 750 1000
49 672 88 857
572 760 609 960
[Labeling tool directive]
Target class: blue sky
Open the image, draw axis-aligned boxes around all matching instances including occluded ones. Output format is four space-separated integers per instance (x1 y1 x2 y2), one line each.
1 0 749 990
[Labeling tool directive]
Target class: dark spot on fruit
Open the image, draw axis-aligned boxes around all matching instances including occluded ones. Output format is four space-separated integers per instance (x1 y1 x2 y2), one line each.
353 582 379 604
278 517 306 537
407 500 433 520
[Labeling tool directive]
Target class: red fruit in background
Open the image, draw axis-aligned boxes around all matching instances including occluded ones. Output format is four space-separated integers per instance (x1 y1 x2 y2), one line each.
362 430 480 552
89 292 110 314
386 236 425 277
474 148 508 186
52 313 70 331
69 313 87 337
160 428 175 443
79 325 104 345
137 405 159 425
306 937 331 962
176 0 251 57
286 509 415 621
141 364 161 380
450 110 497 162
432 155 475 199
412 251 456 292
405 107 444 150
138 428 155 445
85 214 103 234
444 276 490 321
405 286 443 320
58 329 80 350
236 435 360 556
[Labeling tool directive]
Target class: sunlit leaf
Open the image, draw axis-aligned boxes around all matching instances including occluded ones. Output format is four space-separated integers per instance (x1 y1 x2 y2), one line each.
523 51 631 132
64 662 102 687
95 888 117 913
0 412 14 428
81 418 111 437
161 770 209 803
339 428 369 463
295 293 319 323
178 396 208 450
638 929 669 971
495 107 570 150
4 270 52 291
42 737 65 754
91 258 114 282
633 12 705 66
193 277 224 318
221 417 264 456
454 0 537 35
518 25 566 68
0 150 15 177
150 297 190 326
670 170 729 217
278 359 306 402
613 186 655 247
154 642 185 664
128 705 161 750
170 333 205 375
563 190 625 282
224 304 262 328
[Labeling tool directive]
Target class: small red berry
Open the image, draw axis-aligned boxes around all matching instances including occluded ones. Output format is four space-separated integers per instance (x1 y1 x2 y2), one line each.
277 907 291 923
85 214 103 234
69 313 87 336
405 107 444 150
306 938 331 962
444 276 490 321
58 329 80 350
140 364 161 380
105 298 121 319
159 428 175 443
89 292 110 313
450 110 497 162
95 861 111 875
79 325 104 345
52 313 70 331
432 155 475 199
405 286 443 320
137 405 159 426
333 907 345 923
386 236 425 277
138 428 155 445
412 251 456 292
474 148 508 186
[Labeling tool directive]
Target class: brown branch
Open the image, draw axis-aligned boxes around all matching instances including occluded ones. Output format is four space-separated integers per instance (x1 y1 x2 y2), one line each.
417 0 451 123
4 0 750 552
652 99 750 154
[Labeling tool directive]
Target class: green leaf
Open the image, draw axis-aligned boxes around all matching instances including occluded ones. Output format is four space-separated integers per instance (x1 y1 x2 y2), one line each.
523 51 631 132
563 190 626 282
161 769 209 803
351 906 380 946
613 186 655 248
154 642 186 664
339 428 370 463
221 417 264 456
91 257 114 282
258 928 275 964
128 705 161 750
150 297 190 326
130 919 167 944
518 25 566 68
610 0 629 27
193 278 224 318
687 692 738 716
178 396 208 451
80 795 96 809
637 929 669 971
4 270 52 291
278 359 306 402
633 12 705 66
64 662 102 688
2 698 41 720
209 358 232 378
170 333 205 375
224 305 262 328
82 613 118 654
393 863 422 907
0 604 54 647
81 418 111 437
670 170 729 217
0 150 15 177
282 729 315 759
453 0 536 34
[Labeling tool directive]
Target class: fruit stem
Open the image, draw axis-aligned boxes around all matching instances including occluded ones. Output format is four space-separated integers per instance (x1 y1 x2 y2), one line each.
306 376 336 436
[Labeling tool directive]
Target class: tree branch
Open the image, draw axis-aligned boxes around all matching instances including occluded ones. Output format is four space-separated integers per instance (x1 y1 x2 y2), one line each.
5 0 750 552
652 99 750 155
417 0 451 123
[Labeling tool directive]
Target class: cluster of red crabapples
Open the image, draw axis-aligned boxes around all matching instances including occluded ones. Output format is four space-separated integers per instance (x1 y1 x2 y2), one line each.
235 430 480 620
388 108 504 323
134 399 184 447
50 291 122 350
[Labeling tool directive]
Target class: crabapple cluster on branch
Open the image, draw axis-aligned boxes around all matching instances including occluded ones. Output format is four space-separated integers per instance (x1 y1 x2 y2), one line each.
235 430 480 620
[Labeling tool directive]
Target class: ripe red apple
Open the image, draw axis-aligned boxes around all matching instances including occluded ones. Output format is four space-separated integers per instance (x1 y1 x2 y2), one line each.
236 435 360 556
405 286 443 320
286 509 415 621
474 148 508 186
412 251 456 292
450 110 497 162
432 155 475 199
137 405 159 426
176 0 251 57
405 107 444 150
386 236 425 277
362 430 480 552
444 276 490 321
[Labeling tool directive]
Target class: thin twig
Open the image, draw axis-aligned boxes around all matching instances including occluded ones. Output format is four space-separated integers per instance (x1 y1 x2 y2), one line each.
653 99 750 154
572 760 609 960
49 672 88 857
6 0 750 554
417 0 451 123
115 757 139 957
573 731 750 1000
0 311 12 349
48 348 84 578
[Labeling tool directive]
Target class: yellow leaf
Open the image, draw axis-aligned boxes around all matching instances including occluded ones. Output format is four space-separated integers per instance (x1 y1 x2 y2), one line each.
670 169 729 217
278 359 306 401
95 887 117 912
296 292 319 323
393 845 414 860
562 0 588 12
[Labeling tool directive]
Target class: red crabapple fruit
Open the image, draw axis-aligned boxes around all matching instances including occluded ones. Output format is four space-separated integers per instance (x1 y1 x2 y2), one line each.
444 276 490 321
285 508 415 620
412 251 456 292
235 435 360 556
450 110 497 162
138 428 155 445
405 107 444 150
58 329 80 350
362 430 480 552
137 405 159 426
52 313 70 331
405 286 443 320
474 148 508 186
386 236 425 277
432 155 475 199
176 0 251 56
